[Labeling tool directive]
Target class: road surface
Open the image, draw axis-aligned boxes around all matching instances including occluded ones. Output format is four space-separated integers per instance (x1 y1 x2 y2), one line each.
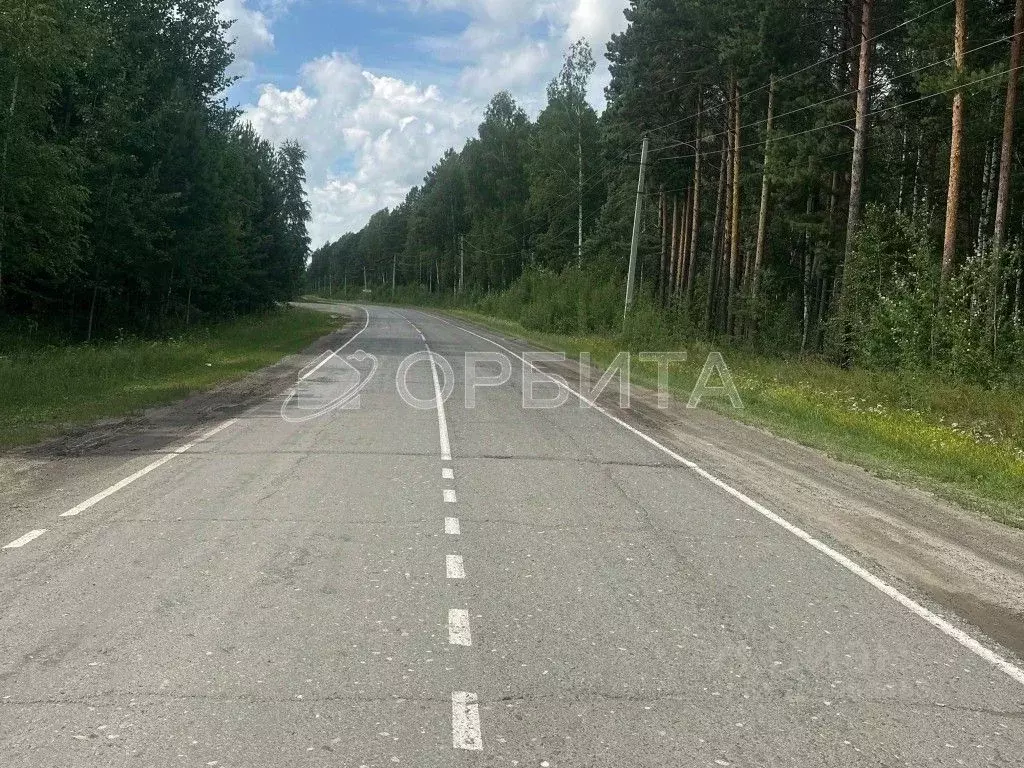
2 303 1022 767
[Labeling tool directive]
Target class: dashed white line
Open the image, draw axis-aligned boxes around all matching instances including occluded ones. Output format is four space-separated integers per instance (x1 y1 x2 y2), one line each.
3 530 47 550
446 554 466 579
445 517 461 535
451 691 483 750
434 313 1024 689
443 489 457 503
442 467 454 480
60 419 238 518
448 609 472 646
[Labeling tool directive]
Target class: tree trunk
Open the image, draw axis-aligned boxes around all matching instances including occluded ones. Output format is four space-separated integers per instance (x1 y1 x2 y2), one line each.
751 75 776 305
706 138 728 332
722 106 735 333
686 93 703 304
677 184 692 296
993 0 1024 255
668 195 679 298
0 71 19 307
659 188 668 304
941 0 967 291
842 0 873 272
577 122 584 267
977 138 997 255
728 78 742 333
800 165 816 355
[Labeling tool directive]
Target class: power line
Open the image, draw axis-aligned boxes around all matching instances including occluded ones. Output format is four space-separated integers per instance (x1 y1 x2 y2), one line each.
645 0 956 138
653 64 1023 165
650 29 1023 158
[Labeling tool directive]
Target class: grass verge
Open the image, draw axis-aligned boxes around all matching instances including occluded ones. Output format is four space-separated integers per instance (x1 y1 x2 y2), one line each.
0 307 339 449
446 309 1024 529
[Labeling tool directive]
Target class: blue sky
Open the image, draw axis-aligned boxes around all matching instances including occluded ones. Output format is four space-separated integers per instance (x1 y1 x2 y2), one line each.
218 0 630 245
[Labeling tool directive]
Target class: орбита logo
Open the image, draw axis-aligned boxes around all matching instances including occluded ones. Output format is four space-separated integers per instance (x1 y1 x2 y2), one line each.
280 349 379 423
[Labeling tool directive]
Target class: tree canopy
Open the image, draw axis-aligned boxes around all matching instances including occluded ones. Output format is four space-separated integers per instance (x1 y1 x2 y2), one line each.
0 0 311 339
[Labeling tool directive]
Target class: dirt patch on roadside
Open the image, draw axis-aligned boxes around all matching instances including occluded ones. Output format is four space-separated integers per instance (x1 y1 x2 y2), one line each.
0 309 357 502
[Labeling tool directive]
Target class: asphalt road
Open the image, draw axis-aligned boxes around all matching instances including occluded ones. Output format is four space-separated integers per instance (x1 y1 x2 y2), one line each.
2 303 1023 767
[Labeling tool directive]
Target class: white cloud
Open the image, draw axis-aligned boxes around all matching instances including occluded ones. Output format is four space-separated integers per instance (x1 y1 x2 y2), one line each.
243 54 476 245
218 0 274 78
411 0 628 107
238 1 630 244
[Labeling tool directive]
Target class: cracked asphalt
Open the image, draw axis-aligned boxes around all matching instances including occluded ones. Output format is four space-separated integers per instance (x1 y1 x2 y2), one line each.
1 303 1022 767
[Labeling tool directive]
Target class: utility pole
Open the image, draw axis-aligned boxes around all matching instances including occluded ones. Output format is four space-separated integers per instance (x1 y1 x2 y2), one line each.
459 234 465 294
624 135 649 323
391 253 396 298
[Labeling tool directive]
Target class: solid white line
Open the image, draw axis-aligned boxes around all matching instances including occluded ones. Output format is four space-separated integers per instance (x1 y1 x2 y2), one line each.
446 554 465 579
298 305 371 381
394 312 453 462
3 530 47 550
442 467 455 480
443 489 457 503
445 517 461 535
451 691 483 750
434 314 1024 688
60 419 238 518
448 609 472 646
428 347 452 461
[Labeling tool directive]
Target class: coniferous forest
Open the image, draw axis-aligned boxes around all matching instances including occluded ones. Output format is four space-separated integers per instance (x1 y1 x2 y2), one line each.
309 0 1024 385
0 0 311 340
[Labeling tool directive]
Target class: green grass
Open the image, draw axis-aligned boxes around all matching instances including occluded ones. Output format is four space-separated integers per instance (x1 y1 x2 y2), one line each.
0 307 339 449
447 309 1024 529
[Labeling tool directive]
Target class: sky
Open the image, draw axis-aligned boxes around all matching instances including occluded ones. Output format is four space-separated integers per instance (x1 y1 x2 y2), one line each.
218 0 631 246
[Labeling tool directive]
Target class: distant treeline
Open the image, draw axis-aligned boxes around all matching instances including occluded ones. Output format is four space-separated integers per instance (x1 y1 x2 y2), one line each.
0 0 311 340
309 0 1024 385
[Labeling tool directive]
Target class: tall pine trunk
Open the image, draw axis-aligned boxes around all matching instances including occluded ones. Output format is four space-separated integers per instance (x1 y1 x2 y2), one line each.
706 137 728 332
686 94 703 304
751 75 776 305
668 195 680 298
993 0 1023 253
659 188 668 304
728 78 742 333
842 0 873 276
940 0 967 292
677 185 692 296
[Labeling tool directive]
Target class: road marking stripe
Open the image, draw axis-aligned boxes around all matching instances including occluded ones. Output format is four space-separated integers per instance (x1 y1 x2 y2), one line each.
428 347 452 461
445 517 461 535
3 530 47 550
395 312 452 461
442 467 454 480
298 305 371 381
436 314 1024 688
443 489 457 503
448 609 472 646
451 691 483 750
60 419 238 518
446 554 465 579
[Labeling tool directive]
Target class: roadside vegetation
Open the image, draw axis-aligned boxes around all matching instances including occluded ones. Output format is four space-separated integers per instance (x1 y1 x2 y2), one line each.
0 308 337 449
